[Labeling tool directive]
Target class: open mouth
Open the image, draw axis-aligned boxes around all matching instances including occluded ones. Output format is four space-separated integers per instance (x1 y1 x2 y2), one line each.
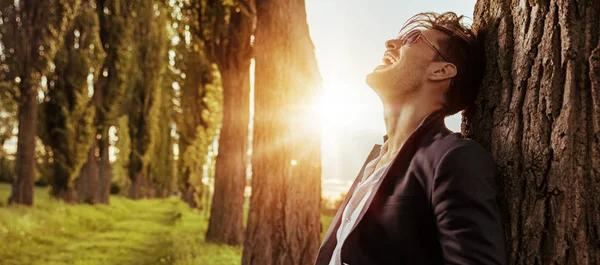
382 52 397 65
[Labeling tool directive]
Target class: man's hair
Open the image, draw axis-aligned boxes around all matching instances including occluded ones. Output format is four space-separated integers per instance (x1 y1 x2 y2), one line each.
399 12 485 115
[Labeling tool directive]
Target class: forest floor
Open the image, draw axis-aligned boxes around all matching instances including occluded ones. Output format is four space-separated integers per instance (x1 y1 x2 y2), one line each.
0 184 334 265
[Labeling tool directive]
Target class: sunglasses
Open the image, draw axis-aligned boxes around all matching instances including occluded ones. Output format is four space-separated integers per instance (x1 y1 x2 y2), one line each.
399 29 452 63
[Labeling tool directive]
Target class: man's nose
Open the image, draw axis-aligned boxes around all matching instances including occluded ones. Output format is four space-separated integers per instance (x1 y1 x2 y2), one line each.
385 38 401 50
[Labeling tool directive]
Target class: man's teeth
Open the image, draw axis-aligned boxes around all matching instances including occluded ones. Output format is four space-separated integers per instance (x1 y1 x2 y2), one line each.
384 55 395 64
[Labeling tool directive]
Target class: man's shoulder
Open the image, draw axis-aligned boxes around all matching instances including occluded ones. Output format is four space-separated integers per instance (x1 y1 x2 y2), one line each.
416 131 493 170
433 132 488 154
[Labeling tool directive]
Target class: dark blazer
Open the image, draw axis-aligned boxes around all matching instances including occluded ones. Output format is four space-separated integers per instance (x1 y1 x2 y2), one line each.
315 110 507 265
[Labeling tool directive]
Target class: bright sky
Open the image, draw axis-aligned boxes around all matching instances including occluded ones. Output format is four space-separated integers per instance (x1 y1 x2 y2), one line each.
304 0 477 199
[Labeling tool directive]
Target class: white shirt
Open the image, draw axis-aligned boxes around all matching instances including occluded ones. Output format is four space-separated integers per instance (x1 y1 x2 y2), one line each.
329 142 392 265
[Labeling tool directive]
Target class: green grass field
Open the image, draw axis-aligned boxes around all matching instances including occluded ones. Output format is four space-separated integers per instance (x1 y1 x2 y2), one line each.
0 184 333 265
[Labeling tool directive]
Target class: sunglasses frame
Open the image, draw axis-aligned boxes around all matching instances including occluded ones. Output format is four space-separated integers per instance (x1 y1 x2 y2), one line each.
399 29 455 88
401 29 453 64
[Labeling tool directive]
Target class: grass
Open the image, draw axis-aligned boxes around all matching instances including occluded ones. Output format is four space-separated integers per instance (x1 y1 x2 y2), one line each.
0 184 334 265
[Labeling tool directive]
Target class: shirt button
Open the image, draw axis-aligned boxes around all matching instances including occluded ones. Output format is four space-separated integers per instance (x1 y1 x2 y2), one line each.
345 217 351 223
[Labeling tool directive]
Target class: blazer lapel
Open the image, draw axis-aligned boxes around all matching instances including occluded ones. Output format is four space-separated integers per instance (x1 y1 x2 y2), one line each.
347 109 446 237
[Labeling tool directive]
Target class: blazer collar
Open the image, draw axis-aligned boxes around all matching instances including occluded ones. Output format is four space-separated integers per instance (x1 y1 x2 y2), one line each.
382 108 446 142
317 108 447 263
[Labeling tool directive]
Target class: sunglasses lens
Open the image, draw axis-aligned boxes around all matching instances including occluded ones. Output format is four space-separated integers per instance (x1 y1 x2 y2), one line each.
401 30 420 46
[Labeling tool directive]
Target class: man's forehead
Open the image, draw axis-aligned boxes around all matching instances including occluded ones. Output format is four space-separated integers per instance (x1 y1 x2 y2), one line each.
399 26 446 40
420 29 448 43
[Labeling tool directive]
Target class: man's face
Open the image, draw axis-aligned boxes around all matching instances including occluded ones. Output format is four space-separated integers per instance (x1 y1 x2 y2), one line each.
366 28 449 98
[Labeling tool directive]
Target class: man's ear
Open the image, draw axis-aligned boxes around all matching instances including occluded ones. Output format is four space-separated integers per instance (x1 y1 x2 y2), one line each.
428 62 457 81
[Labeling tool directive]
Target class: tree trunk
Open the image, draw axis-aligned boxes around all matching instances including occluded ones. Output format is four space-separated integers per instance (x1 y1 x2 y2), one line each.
78 72 103 205
10 81 38 206
205 66 250 245
78 143 98 203
205 3 254 246
97 138 111 204
468 1 600 264
242 0 322 264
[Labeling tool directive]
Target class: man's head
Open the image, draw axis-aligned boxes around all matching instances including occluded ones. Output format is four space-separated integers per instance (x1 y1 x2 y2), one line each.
366 12 484 115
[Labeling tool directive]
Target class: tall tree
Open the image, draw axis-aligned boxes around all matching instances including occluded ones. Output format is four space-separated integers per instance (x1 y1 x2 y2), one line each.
0 0 82 205
148 72 176 198
127 0 168 199
468 0 600 264
77 0 136 204
170 1 223 209
39 0 103 202
242 0 322 264
176 49 221 208
202 0 255 246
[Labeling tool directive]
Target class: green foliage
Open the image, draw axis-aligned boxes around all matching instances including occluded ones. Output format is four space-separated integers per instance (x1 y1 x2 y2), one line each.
0 0 83 87
38 1 104 200
147 73 177 197
181 65 223 184
95 0 136 133
110 116 131 194
0 88 17 183
0 183 244 265
177 63 223 206
0 156 13 183
0 88 18 156
166 1 224 206
127 0 170 197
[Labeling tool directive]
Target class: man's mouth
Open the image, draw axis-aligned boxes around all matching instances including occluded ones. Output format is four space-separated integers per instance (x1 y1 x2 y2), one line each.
382 52 397 65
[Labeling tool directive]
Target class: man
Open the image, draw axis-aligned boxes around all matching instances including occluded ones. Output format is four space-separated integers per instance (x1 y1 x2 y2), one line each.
314 12 507 265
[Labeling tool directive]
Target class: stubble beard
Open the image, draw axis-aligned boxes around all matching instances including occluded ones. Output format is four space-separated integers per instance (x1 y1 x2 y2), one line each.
367 64 419 99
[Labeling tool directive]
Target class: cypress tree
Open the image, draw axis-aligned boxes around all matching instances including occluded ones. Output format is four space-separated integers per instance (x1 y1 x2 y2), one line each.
1 0 83 205
78 0 136 204
39 0 104 202
127 0 169 199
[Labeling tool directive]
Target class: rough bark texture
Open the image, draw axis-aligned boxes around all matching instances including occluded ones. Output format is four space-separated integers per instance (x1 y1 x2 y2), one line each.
467 1 600 264
205 1 254 246
241 0 322 264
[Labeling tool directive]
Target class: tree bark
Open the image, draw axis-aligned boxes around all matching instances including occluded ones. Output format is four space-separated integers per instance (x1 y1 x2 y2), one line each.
468 1 600 264
97 138 111 203
242 0 322 264
10 80 38 205
205 1 254 246
78 142 98 203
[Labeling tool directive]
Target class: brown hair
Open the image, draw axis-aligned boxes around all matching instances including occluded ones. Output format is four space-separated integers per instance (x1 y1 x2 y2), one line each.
399 12 485 115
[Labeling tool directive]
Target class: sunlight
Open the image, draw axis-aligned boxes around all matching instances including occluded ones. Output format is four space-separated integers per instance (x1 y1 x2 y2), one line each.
314 90 340 130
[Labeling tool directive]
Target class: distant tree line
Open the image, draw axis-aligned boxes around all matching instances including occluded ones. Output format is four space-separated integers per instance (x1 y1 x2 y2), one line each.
0 0 323 264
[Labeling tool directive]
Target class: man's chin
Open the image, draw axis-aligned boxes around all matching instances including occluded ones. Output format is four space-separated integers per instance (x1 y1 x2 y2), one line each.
366 70 385 90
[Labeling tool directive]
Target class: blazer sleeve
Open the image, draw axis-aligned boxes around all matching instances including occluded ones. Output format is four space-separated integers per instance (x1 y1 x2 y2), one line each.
431 143 507 265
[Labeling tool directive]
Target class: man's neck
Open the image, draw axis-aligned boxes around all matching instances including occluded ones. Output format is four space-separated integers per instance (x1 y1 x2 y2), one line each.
381 99 442 160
